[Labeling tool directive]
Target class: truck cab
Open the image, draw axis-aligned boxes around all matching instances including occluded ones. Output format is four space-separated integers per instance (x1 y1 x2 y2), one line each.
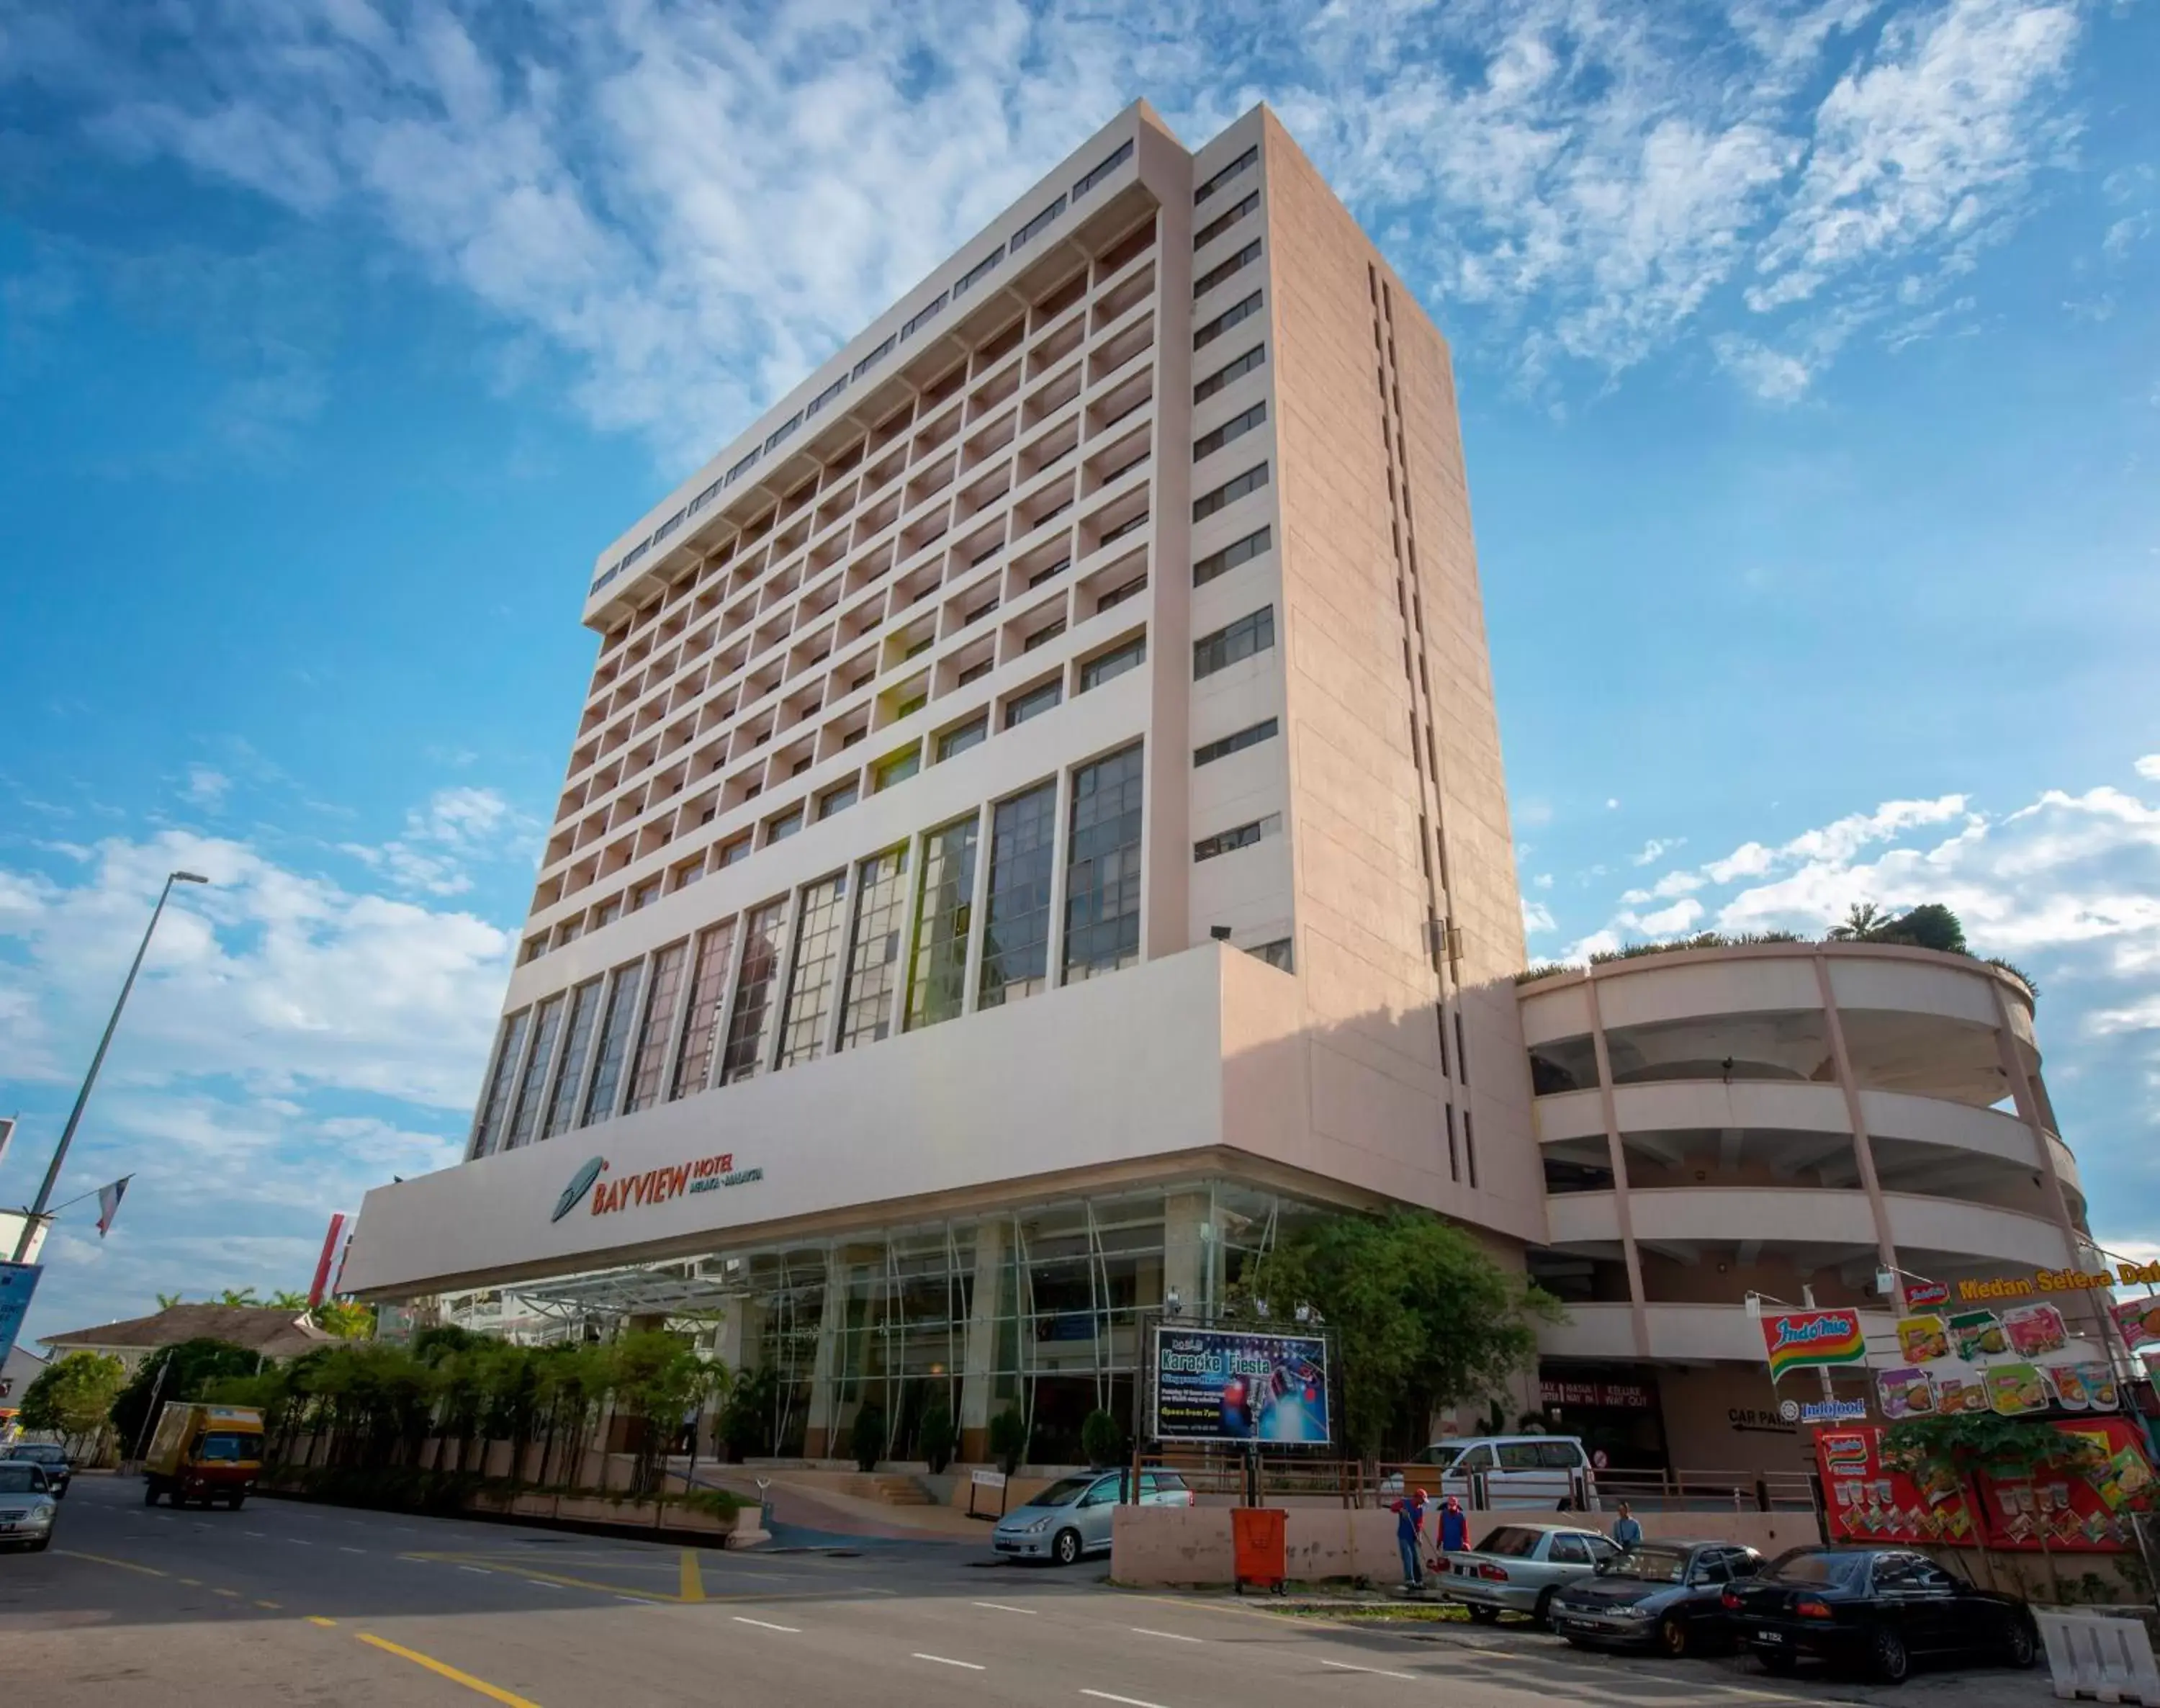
143 1404 266 1510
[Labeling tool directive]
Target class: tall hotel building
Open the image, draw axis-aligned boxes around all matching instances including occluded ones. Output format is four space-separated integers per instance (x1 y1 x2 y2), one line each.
346 102 2101 1471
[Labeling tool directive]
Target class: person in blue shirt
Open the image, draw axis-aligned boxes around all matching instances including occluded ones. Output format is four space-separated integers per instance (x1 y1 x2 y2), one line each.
1390 1488 1428 1589
1436 1494 1468 1556
1611 1501 1642 1549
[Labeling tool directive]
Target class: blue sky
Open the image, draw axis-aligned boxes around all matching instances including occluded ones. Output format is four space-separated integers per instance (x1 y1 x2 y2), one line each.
1 0 2156 1341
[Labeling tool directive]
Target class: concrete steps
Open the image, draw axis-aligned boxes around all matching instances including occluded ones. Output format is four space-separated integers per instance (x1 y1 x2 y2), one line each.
842 1473 935 1506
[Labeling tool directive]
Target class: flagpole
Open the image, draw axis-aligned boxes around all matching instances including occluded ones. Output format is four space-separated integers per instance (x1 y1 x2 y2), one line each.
11 871 206 1262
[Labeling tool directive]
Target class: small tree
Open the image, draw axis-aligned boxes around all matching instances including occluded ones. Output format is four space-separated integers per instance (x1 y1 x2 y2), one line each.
988 1404 1028 1475
850 1398 888 1473
312 1300 375 1339
918 1398 956 1474
111 1339 264 1452
717 1365 779 1463
19 1352 127 1454
1081 1408 1125 1470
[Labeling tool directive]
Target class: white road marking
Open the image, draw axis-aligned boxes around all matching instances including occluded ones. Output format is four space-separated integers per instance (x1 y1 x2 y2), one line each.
1082 1693 1170 1708
528 1581 568 1590
243 1531 266 1538
618 1596 649 1606
459 1566 492 1576
972 1601 1036 1614
732 1617 800 1634
1320 1660 1416 1680
339 1546 366 1554
1130 1627 1202 1643
914 1654 986 1671
285 1540 312 1547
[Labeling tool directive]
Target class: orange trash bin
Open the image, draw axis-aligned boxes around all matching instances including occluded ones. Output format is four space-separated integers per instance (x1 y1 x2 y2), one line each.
1231 1506 1287 1595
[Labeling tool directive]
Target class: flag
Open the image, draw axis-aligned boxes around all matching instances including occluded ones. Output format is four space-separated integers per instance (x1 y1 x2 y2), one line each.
307 1212 348 1308
95 1176 131 1237
0 1116 14 1169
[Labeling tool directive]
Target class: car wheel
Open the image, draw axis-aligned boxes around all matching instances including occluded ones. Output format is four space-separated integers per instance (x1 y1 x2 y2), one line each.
1758 1649 1796 1676
1533 1588 1558 1630
1659 1614 1689 1658
2005 1619 2038 1670
1562 1635 1593 1650
228 1495 246 1511
1870 1626 1910 1686
1053 1529 1081 1568
28 1537 50 1553
1467 1604 1501 1624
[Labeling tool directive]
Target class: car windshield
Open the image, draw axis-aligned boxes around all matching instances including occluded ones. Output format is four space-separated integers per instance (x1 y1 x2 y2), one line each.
9 1446 63 1463
1415 1444 1464 1468
1608 1547 1689 1583
1763 1550 1871 1587
1474 1527 1545 1558
0 1465 46 1493
1025 1476 1096 1508
198 1432 261 1462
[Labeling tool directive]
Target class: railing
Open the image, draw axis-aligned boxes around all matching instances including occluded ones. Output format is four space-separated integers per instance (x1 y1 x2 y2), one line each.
1130 1452 1822 1516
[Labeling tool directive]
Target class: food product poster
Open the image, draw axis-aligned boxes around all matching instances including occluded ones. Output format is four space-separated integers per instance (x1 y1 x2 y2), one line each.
1896 1316 1950 1364
1877 1365 1937 1421
2112 1297 2160 1352
1932 1372 1991 1416
2004 1303 2070 1359
2047 1364 2121 1412
1816 1419 2154 1552
1948 1309 2009 1361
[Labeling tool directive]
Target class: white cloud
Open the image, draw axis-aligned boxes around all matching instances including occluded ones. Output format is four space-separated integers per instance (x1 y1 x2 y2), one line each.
341 784 537 897
1632 837 1684 866
0 0 2096 457
1523 898 1557 936
181 765 230 809
2137 755 2160 782
1606 797 1621 810
1534 873 1554 890
1714 333 1814 401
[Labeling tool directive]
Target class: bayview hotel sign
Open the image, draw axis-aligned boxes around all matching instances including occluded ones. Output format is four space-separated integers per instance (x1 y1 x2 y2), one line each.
553 1152 764 1224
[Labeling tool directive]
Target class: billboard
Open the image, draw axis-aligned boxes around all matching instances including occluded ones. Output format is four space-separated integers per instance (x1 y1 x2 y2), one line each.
1151 1324 1331 1446
0 1262 42 1379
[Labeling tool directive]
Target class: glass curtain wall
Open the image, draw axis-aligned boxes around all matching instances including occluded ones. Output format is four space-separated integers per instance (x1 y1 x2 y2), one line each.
505 994 565 1151
580 961 647 1126
1061 742 1143 983
470 1008 532 1158
670 922 737 1100
624 940 688 1113
777 873 850 1067
838 846 909 1048
721 900 788 1083
977 782 1058 1008
904 815 978 1030
543 979 605 1138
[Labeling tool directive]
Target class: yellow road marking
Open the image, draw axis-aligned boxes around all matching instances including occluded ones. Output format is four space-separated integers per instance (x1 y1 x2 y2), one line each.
679 1550 704 1604
357 1633 541 1708
306 1617 338 1628
405 1550 866 1606
58 1550 167 1578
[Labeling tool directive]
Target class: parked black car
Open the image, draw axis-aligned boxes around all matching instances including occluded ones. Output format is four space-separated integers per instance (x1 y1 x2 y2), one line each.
2 1444 71 1498
1723 1546 2038 1684
1549 1541 1763 1658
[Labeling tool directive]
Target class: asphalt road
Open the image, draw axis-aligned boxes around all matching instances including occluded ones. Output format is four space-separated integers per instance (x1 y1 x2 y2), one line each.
0 1474 2046 1708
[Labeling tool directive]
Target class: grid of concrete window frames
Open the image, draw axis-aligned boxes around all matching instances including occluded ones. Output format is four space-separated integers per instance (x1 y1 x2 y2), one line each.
525 179 1173 965
469 740 1148 1158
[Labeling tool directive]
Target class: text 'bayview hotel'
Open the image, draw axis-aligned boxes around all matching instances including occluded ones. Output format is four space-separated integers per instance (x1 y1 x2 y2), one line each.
341 99 1565 1461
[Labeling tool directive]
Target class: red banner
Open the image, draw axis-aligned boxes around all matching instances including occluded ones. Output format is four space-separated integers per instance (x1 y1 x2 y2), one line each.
1817 1419 2157 1552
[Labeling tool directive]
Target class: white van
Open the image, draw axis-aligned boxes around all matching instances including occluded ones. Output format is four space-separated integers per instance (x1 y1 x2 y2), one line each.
1380 1435 1599 1510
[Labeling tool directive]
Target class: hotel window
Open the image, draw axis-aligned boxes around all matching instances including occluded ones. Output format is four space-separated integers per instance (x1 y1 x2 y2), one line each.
716 835 751 868
1192 462 1269 522
669 922 737 1100
622 939 688 1113
470 1008 531 1158
1194 143 1257 202
1193 240 1261 300
906 814 979 1030
1022 619 1065 653
977 781 1057 1008
1193 189 1259 251
874 746 921 791
1004 678 1061 729
542 980 605 1139
504 994 565 1151
837 845 910 1049
819 781 858 821
957 657 993 687
1193 343 1265 404
767 806 804 842
1072 136 1134 200
1062 743 1143 984
775 872 850 1068
937 716 989 760
719 899 788 1084
1192 525 1271 587
1096 572 1148 611
1194 717 1278 765
1194 813 1280 861
1246 937 1294 971
1194 290 1261 350
579 960 647 1125
1193 606 1275 679
1193 400 1266 462
1079 635 1146 691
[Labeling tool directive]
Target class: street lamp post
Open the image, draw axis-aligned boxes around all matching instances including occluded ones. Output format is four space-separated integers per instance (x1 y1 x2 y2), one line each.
9 870 208 1262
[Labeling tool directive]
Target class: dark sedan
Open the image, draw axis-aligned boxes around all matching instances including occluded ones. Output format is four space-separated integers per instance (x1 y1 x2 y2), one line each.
3 1444 71 1498
1549 1541 1763 1658
1724 1546 2038 1684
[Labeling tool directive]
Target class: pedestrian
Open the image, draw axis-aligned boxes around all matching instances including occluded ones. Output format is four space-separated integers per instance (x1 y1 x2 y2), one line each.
1437 1493 1467 1556
1611 1500 1642 1550
1390 1485 1428 1590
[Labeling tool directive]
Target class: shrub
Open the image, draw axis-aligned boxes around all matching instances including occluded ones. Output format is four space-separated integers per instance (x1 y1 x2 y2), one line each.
850 1399 886 1473
987 1405 1028 1475
918 1400 956 1474
1081 1409 1124 1470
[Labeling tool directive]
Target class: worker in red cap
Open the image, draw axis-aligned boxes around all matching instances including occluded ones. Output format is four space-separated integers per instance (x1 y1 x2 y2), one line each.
1390 1485 1428 1590
1436 1493 1468 1558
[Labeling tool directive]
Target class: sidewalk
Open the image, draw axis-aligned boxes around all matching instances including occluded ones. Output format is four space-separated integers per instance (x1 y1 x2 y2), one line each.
688 1467 988 1545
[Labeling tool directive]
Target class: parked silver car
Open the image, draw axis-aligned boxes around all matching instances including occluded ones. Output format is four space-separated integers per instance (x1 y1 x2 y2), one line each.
991 1469 1194 1566
1438 1521 1621 1627
0 1460 60 1552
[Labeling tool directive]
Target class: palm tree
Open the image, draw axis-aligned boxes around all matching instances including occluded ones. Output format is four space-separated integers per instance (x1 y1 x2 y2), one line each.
1830 901 1894 941
266 1290 311 1313
156 1291 184 1310
217 1287 261 1308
